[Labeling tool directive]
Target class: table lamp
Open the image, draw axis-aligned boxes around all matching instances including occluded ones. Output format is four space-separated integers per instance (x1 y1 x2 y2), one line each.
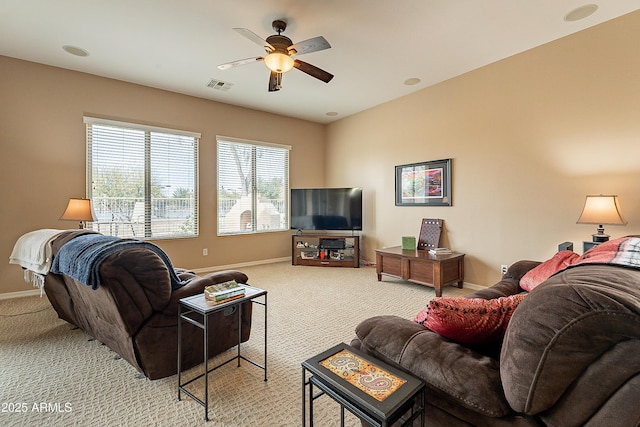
60 198 97 229
576 195 627 243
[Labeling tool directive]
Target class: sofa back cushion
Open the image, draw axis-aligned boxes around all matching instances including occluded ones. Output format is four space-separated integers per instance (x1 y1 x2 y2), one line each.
63 273 142 368
99 248 173 320
500 264 640 422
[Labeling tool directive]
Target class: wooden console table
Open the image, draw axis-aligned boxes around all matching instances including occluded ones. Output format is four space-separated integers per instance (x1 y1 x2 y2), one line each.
375 247 464 297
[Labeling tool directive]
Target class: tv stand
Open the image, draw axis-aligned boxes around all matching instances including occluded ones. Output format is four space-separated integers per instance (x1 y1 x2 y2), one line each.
292 234 360 268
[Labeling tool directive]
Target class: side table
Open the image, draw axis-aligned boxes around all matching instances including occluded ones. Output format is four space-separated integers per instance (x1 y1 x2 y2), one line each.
582 241 600 253
375 246 464 297
178 285 267 421
302 343 424 427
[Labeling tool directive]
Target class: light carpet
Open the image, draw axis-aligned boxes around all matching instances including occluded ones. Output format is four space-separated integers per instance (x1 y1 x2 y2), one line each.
0 262 470 427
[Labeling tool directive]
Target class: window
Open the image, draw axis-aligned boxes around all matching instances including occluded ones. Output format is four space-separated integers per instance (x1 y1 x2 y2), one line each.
217 136 290 235
84 117 199 239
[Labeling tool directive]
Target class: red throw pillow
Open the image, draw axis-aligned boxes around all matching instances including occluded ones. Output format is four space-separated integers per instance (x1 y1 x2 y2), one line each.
413 293 527 345
520 250 579 292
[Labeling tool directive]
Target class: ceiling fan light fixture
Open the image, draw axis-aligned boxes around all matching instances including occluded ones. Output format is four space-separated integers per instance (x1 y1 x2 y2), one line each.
264 52 294 73
221 21 333 91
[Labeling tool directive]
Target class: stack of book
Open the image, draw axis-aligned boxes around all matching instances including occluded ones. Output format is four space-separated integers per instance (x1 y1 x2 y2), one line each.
204 280 246 305
428 247 452 255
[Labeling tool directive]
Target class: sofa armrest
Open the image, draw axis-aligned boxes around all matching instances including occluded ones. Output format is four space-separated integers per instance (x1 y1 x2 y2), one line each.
163 270 249 314
467 279 522 300
355 315 512 417
181 269 249 291
503 260 541 282
464 261 540 300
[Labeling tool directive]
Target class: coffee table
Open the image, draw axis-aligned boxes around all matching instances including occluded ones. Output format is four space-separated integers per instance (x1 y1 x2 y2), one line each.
177 285 267 421
302 343 424 427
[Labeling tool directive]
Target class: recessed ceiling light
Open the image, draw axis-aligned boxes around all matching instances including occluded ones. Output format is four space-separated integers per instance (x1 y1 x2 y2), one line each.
404 78 421 86
62 45 89 57
564 4 598 22
326 112 338 116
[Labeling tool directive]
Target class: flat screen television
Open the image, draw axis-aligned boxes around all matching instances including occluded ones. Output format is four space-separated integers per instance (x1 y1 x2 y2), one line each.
290 188 363 231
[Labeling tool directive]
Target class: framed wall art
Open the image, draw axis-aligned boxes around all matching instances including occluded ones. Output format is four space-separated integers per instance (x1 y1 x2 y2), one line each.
395 158 451 206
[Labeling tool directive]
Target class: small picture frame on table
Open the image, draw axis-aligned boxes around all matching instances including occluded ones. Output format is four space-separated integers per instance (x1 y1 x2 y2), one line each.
395 158 452 206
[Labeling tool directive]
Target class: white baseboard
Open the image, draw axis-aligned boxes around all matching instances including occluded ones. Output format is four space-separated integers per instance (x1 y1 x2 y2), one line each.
462 282 485 291
191 257 290 274
0 289 43 300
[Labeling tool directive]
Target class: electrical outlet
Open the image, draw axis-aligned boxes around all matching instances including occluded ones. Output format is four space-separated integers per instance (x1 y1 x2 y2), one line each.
501 264 508 275
203 248 208 256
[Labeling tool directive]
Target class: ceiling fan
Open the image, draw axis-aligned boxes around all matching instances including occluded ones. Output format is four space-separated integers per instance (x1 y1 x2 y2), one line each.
218 19 334 92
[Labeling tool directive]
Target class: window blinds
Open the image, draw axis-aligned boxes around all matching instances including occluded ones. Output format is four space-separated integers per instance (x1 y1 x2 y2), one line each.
84 117 199 239
217 136 290 235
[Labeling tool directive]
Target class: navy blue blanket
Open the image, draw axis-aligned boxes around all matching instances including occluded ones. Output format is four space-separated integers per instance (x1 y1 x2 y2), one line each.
51 234 187 290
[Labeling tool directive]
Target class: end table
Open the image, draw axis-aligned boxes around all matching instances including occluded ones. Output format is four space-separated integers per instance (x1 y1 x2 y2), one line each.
177 285 267 421
302 342 424 427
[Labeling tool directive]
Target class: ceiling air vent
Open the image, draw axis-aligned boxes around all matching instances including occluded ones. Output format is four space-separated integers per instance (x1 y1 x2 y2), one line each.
206 79 234 91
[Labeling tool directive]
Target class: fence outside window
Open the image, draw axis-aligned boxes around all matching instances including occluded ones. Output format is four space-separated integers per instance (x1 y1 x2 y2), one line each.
89 196 195 239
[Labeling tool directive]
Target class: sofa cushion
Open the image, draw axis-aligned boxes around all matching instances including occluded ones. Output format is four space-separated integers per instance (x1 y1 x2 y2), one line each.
355 315 513 417
414 294 527 345
520 250 579 292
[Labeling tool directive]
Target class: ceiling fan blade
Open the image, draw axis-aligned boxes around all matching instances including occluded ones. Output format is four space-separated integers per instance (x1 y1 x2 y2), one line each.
268 71 282 92
288 36 331 56
218 56 264 70
233 28 274 52
293 60 334 83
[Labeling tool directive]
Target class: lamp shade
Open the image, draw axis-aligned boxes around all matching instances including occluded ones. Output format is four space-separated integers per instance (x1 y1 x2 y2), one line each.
576 195 627 225
576 195 627 243
60 198 96 228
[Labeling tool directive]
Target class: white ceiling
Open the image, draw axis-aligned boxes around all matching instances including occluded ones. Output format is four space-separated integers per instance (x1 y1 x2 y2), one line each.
1 1 638 124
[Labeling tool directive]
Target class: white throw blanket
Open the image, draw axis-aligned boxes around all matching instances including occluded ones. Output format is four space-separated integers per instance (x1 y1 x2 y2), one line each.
9 229 66 295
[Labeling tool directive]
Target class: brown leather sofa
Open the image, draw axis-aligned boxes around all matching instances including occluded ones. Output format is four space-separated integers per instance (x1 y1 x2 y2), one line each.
352 260 640 426
44 231 252 380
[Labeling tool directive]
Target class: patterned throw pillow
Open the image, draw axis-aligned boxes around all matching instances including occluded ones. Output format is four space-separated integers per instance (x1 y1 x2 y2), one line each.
520 250 579 292
413 293 527 345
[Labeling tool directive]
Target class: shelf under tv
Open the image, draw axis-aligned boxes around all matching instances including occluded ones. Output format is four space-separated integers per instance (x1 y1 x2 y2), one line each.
291 233 360 268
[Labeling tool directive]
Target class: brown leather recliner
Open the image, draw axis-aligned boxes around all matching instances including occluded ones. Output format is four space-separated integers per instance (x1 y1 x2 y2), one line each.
351 261 640 426
44 231 252 380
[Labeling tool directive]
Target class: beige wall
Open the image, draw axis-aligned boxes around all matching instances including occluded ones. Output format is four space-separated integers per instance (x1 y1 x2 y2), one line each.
0 57 325 294
325 11 640 286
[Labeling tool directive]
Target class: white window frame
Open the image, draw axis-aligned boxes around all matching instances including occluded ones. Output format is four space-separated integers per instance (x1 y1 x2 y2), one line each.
216 136 291 236
84 116 200 240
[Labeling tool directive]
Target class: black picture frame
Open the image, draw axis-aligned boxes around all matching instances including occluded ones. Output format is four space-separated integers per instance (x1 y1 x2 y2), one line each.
395 158 452 206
